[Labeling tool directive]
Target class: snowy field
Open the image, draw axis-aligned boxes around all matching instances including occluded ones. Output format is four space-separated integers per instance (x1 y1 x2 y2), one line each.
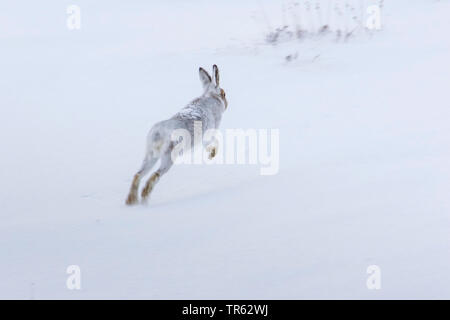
1 0 450 299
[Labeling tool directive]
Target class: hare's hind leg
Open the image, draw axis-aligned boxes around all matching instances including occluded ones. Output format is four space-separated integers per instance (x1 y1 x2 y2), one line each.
141 149 174 203
126 153 157 205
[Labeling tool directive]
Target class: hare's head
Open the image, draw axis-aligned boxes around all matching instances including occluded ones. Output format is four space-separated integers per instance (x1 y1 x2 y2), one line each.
199 65 228 110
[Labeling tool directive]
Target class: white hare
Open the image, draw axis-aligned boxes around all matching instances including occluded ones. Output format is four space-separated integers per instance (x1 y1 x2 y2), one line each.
126 65 228 205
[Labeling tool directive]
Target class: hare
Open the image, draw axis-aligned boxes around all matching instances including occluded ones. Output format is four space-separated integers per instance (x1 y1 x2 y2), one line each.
126 65 228 205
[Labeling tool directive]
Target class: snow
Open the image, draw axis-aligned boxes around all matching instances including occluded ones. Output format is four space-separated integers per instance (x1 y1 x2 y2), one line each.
1 0 450 299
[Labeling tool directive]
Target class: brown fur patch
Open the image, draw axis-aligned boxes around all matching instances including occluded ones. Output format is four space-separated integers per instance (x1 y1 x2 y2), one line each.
141 172 160 199
125 174 140 205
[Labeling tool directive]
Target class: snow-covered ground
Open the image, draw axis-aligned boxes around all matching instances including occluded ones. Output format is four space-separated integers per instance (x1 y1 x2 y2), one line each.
1 0 450 299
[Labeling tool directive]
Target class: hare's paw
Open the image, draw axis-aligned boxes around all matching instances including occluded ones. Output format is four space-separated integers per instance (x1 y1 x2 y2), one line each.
125 192 138 205
207 146 217 160
141 183 153 200
126 174 141 205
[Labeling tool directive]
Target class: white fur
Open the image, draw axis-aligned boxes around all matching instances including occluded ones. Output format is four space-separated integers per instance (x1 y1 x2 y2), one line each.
126 65 227 205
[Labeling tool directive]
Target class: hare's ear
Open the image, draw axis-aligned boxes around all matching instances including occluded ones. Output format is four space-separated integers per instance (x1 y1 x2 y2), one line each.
213 64 220 87
199 67 212 90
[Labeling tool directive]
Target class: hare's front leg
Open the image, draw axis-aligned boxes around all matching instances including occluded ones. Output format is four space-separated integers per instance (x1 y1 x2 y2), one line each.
141 150 174 203
206 145 217 159
126 153 157 205
205 138 219 160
